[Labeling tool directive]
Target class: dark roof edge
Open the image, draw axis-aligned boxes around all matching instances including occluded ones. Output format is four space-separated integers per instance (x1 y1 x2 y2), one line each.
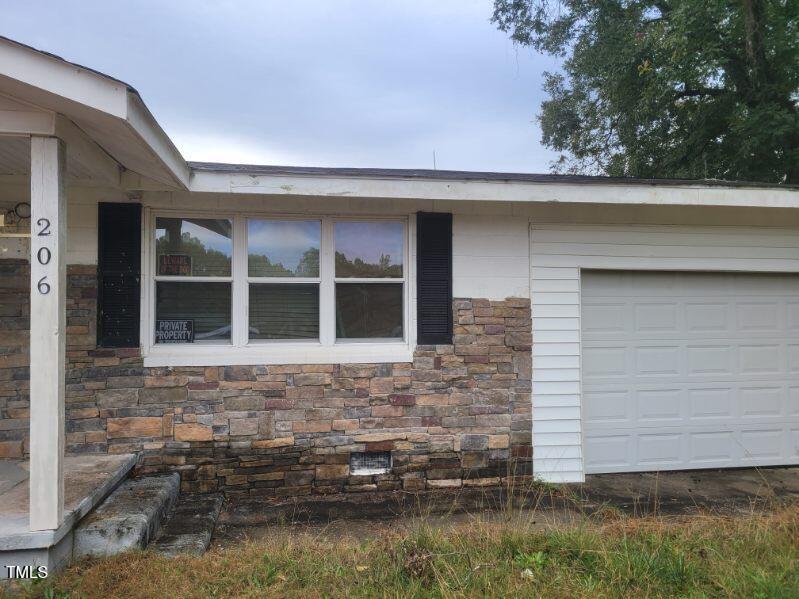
188 161 799 191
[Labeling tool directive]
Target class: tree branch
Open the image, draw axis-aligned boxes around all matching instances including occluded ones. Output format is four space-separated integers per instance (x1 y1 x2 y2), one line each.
676 87 725 98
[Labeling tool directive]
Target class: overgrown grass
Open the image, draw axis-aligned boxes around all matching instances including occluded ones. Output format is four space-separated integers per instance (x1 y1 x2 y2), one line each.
11 503 799 598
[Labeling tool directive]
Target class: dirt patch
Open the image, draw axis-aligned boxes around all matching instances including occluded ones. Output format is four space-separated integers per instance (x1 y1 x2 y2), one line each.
212 467 799 548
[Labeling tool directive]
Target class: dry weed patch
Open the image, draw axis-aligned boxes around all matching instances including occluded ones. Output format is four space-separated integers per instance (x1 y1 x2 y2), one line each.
7 502 799 598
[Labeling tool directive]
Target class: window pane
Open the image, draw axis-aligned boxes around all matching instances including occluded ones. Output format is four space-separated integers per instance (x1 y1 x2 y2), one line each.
249 284 319 340
155 282 231 343
334 221 403 278
336 283 403 339
248 220 320 277
155 217 232 277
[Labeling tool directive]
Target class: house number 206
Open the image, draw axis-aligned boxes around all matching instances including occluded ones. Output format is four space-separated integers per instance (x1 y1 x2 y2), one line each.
36 218 51 295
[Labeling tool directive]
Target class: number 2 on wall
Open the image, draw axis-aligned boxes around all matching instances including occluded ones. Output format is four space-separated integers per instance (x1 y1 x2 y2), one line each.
36 218 51 295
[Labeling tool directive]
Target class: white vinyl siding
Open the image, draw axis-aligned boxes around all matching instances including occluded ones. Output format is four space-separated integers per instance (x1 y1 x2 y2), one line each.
530 224 799 483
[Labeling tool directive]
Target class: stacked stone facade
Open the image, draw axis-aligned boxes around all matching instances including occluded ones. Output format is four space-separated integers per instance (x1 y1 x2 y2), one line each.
0 260 533 495
0 259 29 458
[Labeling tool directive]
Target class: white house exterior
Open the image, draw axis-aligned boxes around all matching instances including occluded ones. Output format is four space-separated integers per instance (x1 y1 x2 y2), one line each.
1 36 799 539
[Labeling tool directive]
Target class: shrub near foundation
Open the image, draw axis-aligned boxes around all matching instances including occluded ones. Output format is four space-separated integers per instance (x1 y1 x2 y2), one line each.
13 504 799 598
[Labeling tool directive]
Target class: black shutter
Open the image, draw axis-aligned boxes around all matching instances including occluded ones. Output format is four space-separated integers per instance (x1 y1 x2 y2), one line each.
416 212 453 345
97 202 141 347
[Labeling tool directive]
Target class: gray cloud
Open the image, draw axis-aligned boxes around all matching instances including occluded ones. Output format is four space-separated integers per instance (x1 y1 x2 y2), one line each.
3 0 560 171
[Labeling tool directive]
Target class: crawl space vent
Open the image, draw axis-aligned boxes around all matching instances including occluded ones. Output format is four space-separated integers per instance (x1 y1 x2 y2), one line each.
351 451 392 475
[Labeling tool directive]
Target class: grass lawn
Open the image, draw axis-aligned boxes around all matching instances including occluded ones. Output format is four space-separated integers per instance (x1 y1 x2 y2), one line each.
9 502 799 598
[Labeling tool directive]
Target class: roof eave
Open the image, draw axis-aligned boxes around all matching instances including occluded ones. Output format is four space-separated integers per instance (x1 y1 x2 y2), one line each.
0 36 189 190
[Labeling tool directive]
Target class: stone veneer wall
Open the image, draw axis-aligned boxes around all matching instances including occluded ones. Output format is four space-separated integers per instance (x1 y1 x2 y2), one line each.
0 260 533 496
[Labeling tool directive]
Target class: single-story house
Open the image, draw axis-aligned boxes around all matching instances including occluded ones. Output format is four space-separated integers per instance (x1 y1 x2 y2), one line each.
1 35 799 542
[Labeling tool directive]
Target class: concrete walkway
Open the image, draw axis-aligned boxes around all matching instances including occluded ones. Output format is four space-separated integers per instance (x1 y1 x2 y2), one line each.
579 466 799 515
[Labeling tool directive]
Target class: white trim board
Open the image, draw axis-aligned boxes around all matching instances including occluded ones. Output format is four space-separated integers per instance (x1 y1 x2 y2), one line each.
189 171 799 209
529 223 799 483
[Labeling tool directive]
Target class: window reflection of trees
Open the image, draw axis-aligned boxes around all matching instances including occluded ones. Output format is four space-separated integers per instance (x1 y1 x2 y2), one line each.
156 218 231 277
248 247 319 277
334 252 402 278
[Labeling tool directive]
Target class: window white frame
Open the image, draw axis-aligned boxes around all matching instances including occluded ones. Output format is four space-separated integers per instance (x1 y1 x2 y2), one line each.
141 208 415 366
245 216 322 345
151 215 235 344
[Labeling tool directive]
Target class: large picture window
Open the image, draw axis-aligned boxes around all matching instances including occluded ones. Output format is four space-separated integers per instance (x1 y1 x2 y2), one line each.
147 213 408 356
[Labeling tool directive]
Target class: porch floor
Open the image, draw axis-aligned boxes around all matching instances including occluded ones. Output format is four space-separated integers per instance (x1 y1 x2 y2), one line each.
0 454 136 551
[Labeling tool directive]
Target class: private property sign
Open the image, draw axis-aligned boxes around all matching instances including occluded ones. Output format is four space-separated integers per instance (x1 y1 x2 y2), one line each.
155 319 194 343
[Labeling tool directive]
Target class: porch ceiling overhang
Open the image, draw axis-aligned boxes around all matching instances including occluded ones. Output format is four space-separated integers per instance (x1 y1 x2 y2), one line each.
0 36 189 190
0 116 121 185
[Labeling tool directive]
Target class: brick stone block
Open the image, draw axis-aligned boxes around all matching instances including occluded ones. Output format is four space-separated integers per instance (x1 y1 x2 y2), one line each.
293 420 332 433
294 373 332 386
460 451 489 469
371 405 403 418
389 394 415 406
224 366 256 381
369 377 394 394
107 417 162 439
230 418 259 436
174 423 214 441
0 440 23 458
460 434 489 451
316 464 349 479
252 436 295 449
224 396 266 411
488 434 510 449
138 386 187 405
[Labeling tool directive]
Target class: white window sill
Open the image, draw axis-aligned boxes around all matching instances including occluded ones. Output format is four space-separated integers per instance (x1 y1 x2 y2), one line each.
142 342 415 367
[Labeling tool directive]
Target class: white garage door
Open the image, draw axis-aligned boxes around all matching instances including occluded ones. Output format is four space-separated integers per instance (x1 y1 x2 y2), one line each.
582 270 799 474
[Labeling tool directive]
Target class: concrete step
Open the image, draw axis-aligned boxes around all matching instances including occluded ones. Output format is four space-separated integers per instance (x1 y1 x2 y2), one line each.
149 494 223 556
73 473 180 559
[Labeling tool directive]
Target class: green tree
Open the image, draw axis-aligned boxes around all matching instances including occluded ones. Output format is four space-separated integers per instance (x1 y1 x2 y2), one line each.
492 0 799 183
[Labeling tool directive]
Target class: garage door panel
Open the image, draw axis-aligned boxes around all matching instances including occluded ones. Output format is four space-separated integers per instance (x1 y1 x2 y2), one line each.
790 430 799 457
583 346 626 377
739 345 781 373
691 432 735 463
637 389 682 422
582 303 626 333
582 271 799 473
789 388 799 415
685 302 730 331
638 433 683 466
740 386 783 418
689 388 735 419
584 434 631 470
635 346 681 376
583 390 630 423
740 430 783 459
635 303 678 331
686 346 732 375
787 303 799 329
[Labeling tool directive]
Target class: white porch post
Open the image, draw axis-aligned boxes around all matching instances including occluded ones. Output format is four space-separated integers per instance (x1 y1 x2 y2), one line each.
28 136 66 531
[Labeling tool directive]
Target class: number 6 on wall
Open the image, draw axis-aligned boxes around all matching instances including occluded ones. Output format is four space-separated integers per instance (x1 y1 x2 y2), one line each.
37 276 50 295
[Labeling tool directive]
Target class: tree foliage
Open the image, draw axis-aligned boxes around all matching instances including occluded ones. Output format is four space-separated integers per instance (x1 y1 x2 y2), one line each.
492 0 799 183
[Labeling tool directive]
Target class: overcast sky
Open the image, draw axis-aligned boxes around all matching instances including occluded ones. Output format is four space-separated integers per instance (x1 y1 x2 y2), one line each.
3 1 561 172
